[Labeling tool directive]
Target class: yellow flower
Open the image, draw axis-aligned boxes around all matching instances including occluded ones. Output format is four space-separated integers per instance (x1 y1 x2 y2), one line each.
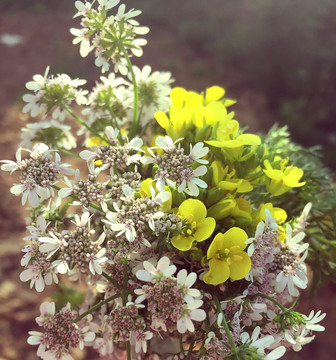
203 227 251 285
171 199 216 251
155 86 236 140
206 120 261 161
263 159 306 196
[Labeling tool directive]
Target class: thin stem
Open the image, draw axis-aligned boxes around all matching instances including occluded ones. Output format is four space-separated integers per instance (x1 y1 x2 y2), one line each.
59 198 73 216
101 271 123 289
126 341 132 360
186 339 195 360
122 48 138 138
255 292 288 313
74 293 121 323
214 295 240 360
61 104 110 144
122 259 128 298
57 147 80 158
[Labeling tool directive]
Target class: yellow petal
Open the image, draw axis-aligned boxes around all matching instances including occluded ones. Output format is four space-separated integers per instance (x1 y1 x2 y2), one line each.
221 227 248 251
171 235 194 251
236 134 261 146
229 251 251 280
237 180 253 193
218 180 241 191
154 111 170 129
140 178 153 198
263 168 284 181
207 233 225 259
179 199 207 223
170 87 187 108
273 207 287 224
204 102 227 125
193 217 216 242
186 91 203 108
203 258 230 285
283 166 305 187
205 86 225 103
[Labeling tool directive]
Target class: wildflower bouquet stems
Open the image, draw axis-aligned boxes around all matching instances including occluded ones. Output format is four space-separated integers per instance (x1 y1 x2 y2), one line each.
1 1 327 359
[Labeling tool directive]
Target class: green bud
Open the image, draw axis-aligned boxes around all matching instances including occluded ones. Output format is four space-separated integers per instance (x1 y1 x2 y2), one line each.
205 187 225 207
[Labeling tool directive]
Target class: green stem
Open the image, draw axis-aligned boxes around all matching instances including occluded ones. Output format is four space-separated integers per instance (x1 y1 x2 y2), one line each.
59 198 73 216
126 341 132 360
74 293 121 323
122 48 138 138
57 147 80 158
186 339 195 360
122 259 128 298
255 292 288 313
214 295 240 360
101 271 123 289
61 104 110 144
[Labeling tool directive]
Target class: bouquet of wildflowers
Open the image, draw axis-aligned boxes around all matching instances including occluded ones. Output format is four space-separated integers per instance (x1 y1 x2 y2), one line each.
1 1 327 359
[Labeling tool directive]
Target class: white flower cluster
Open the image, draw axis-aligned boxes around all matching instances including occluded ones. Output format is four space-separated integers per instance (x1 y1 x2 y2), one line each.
23 66 88 120
70 0 149 74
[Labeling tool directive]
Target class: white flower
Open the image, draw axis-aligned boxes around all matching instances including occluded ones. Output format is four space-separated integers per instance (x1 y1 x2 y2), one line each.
24 216 50 241
284 224 309 255
70 27 93 57
129 65 173 125
97 0 120 11
303 310 326 332
245 221 265 257
130 330 153 353
20 120 76 150
23 69 88 120
240 327 286 360
275 263 308 297
20 261 59 293
176 299 206 334
177 165 208 196
73 1 93 18
0 147 24 173
189 142 209 164
39 231 67 259
88 234 108 275
136 256 176 283
176 269 201 303
285 328 315 352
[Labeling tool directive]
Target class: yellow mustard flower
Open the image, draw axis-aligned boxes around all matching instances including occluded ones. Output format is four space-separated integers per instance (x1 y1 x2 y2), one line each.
203 227 251 285
171 199 215 251
155 86 235 140
206 120 261 161
210 161 253 193
263 159 306 196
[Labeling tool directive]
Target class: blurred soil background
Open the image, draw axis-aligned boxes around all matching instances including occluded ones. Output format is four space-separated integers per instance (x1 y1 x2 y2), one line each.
0 0 335 359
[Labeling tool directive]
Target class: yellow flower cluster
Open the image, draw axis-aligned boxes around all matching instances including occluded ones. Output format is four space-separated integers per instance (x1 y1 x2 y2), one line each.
152 86 307 286
88 85 307 287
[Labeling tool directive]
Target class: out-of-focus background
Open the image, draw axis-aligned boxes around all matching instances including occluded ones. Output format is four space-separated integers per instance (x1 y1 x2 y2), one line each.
0 0 335 359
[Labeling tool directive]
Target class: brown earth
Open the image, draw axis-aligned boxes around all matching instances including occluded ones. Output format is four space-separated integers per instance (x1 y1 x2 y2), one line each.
0 8 335 360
